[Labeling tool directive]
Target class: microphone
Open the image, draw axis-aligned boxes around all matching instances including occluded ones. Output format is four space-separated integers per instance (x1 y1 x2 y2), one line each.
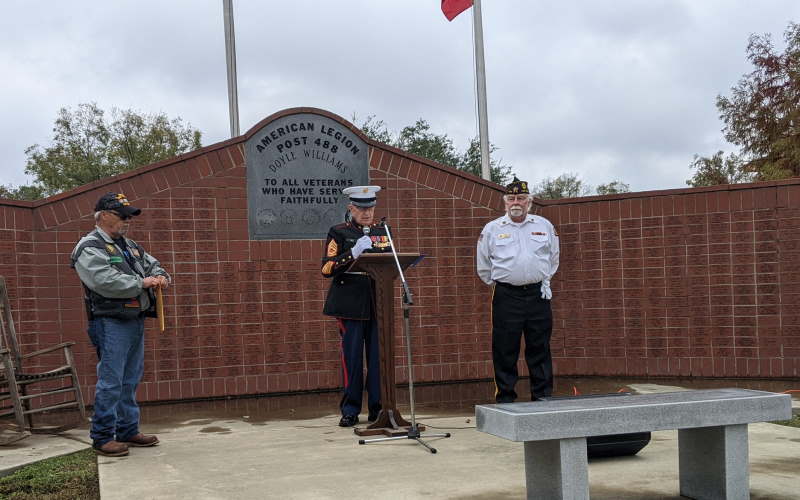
360 225 371 255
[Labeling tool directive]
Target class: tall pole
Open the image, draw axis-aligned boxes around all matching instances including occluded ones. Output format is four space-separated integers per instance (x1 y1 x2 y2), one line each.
473 0 491 181
223 0 240 137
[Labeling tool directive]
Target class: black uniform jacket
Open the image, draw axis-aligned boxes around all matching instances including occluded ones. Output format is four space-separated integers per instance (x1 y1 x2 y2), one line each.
321 221 393 320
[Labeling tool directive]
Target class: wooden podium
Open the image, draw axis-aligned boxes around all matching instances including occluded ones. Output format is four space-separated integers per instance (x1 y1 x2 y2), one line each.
347 252 423 437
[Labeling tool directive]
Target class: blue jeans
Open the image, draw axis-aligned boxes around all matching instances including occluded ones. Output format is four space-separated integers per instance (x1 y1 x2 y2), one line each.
87 319 102 360
90 316 144 446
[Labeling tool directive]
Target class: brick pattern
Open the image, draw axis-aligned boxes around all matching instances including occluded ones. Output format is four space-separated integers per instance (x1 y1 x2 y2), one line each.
544 185 800 378
0 136 502 404
1 119 799 405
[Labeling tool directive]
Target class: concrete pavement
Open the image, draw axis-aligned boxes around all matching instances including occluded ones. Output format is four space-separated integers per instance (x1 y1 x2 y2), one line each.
0 428 89 478
1 382 798 499
94 411 799 500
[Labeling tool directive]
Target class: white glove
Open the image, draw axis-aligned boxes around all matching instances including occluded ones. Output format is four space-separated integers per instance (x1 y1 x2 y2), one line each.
351 235 373 259
540 279 552 300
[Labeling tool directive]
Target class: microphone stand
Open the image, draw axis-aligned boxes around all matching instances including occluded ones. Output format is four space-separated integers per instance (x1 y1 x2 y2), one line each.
358 219 451 453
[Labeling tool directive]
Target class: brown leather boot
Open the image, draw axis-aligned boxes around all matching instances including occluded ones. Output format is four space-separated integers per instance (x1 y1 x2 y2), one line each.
94 440 129 457
121 433 159 447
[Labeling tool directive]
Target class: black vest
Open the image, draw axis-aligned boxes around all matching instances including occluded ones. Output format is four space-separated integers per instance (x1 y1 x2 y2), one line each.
70 231 156 320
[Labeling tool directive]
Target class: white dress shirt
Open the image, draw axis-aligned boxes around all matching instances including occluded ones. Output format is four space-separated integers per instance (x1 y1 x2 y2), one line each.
476 214 560 286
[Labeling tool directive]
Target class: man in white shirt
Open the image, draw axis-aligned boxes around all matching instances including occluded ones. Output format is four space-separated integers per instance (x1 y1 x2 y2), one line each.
476 177 560 403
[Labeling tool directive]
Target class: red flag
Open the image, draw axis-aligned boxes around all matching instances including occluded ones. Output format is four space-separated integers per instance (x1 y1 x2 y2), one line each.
442 0 473 21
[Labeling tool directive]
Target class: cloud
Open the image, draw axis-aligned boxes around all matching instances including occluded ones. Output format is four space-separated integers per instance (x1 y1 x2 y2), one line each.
1 0 798 192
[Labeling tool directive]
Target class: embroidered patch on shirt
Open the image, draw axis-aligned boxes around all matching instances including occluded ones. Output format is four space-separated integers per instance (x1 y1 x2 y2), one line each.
109 256 123 264
532 231 546 236
106 244 116 254
497 233 511 239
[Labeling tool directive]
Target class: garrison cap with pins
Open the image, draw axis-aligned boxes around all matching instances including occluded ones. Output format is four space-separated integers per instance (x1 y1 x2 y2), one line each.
342 185 381 207
505 176 530 195
95 192 142 217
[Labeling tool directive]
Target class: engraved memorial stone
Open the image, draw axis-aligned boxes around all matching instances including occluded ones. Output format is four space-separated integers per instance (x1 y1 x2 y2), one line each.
245 112 369 239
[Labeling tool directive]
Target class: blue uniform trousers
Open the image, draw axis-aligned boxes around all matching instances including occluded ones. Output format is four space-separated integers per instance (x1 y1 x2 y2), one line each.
338 317 381 418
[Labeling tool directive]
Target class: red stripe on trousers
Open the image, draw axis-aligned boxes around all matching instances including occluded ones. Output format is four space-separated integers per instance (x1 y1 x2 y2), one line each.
337 318 349 388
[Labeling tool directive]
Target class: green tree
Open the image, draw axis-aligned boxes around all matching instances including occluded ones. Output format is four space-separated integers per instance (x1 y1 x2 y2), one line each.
357 116 514 185
395 119 462 167
532 173 593 199
4 103 202 200
352 114 393 145
687 151 754 187
596 180 631 195
459 137 514 186
0 184 46 201
690 22 800 186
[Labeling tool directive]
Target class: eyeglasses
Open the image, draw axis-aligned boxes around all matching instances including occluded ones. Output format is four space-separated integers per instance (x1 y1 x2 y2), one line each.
505 195 530 202
106 211 131 221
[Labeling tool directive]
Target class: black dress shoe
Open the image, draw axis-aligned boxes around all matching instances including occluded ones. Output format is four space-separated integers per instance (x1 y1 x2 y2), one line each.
338 415 359 427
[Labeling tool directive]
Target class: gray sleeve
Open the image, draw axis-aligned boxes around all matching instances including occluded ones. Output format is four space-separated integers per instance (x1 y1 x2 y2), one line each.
141 250 171 282
74 246 143 298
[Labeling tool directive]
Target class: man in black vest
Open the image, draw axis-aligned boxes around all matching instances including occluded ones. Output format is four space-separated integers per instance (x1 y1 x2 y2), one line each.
321 186 393 427
71 193 170 456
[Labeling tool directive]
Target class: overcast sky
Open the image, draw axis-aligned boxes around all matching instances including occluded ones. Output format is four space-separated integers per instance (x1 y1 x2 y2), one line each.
2 1 798 193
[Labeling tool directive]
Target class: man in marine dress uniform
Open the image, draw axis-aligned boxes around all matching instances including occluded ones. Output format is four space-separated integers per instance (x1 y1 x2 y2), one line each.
477 177 560 403
321 186 393 427
71 193 170 456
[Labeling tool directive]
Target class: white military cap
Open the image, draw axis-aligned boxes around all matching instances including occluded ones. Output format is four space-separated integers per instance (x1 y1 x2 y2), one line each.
342 185 382 207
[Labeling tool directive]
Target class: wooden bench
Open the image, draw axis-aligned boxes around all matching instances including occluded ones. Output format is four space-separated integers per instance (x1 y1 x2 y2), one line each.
476 388 791 500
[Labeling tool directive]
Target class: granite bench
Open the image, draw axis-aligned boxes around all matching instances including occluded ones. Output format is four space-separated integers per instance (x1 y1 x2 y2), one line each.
476 388 791 500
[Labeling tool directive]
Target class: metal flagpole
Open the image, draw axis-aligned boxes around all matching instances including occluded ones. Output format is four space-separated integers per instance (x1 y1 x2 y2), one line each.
223 0 240 137
472 0 491 181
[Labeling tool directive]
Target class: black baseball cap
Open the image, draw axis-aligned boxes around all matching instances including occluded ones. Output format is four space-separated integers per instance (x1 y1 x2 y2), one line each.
95 192 142 217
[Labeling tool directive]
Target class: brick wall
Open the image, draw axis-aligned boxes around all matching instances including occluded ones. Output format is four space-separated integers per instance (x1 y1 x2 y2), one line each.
541 183 800 379
1 108 797 406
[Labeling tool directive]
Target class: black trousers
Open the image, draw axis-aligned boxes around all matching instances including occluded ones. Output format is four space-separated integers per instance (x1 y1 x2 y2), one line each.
491 282 553 403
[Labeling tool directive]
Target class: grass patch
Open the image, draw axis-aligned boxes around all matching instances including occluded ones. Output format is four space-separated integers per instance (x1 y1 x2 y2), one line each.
0 448 99 500
772 413 800 428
